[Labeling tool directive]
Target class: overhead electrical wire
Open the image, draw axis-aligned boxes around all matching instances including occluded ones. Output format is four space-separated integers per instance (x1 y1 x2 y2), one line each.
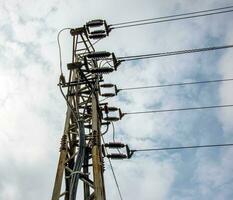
107 159 123 200
123 104 233 116
118 44 233 62
111 5 233 26
110 7 233 29
102 136 123 200
131 143 233 153
57 28 72 74
118 78 233 92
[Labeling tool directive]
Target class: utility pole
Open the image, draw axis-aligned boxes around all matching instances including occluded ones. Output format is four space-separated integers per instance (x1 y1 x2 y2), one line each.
51 20 130 200
91 82 106 199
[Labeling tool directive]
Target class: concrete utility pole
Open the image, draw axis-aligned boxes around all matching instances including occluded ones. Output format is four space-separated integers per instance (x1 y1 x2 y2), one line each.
91 80 106 199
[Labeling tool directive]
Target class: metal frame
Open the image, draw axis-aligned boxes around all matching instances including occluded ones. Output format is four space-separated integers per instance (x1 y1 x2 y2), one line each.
52 27 106 200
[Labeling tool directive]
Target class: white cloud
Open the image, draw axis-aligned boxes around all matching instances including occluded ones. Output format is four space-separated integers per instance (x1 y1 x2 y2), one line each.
194 148 233 199
105 157 176 200
218 26 233 136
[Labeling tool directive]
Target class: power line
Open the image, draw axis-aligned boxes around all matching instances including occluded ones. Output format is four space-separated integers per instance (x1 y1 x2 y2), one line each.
111 9 233 30
57 28 72 75
111 5 233 26
107 159 123 200
131 143 233 153
118 44 233 62
102 136 123 200
123 104 233 116
118 78 233 91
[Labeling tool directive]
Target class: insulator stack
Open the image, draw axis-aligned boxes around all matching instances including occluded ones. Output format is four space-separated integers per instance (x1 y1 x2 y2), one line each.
84 51 121 72
86 19 110 40
104 142 125 148
103 116 120 122
100 83 115 88
103 143 133 159
90 30 106 34
101 93 116 97
100 83 118 97
86 19 104 28
89 34 106 39
90 67 114 74
87 51 111 59
102 105 124 122
106 153 128 159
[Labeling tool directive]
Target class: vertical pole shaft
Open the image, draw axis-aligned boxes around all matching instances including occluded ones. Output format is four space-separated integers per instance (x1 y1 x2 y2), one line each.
91 88 106 200
51 150 66 200
51 107 72 200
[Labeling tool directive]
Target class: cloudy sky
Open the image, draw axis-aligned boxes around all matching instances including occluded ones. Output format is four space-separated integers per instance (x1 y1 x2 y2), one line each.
1 0 233 199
